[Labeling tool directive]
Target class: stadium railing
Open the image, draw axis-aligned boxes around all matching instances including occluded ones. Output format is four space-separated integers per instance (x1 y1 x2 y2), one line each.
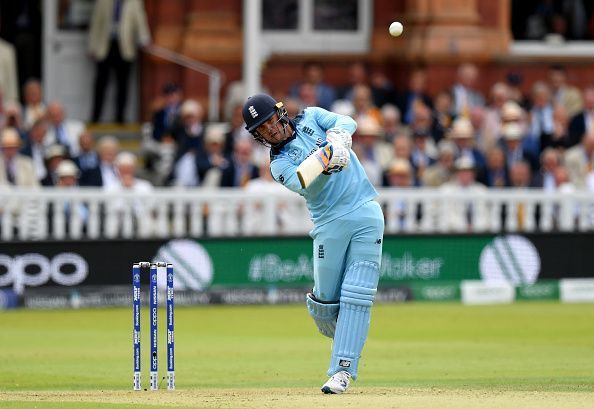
1 188 592 240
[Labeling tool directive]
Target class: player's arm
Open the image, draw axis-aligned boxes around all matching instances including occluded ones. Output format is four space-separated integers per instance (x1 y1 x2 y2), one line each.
308 107 356 149
308 107 357 135
270 156 309 194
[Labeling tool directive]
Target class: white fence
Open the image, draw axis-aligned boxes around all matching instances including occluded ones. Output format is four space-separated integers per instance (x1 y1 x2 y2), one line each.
1 188 593 241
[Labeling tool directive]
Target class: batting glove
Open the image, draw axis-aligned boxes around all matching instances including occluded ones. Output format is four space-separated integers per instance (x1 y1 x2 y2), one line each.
326 128 352 150
323 142 350 174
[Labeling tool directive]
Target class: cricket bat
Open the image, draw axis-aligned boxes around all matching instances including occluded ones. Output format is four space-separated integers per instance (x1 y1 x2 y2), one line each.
296 151 326 188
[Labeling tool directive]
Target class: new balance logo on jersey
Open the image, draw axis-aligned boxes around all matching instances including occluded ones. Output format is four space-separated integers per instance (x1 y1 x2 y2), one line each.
318 245 325 259
248 105 258 118
302 126 314 136
339 359 351 368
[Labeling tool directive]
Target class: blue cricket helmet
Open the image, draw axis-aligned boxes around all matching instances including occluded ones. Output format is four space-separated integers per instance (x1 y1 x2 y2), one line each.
242 93 290 146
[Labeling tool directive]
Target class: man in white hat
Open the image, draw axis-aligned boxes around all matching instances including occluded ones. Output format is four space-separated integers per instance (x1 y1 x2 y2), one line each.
50 159 88 236
448 117 487 181
41 144 67 186
351 117 392 187
0 127 38 187
55 159 80 187
499 123 539 172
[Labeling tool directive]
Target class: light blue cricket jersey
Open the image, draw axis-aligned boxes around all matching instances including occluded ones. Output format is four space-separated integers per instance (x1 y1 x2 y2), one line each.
270 107 378 226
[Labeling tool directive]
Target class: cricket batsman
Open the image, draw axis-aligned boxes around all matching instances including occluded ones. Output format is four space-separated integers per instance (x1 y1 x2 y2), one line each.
242 94 384 394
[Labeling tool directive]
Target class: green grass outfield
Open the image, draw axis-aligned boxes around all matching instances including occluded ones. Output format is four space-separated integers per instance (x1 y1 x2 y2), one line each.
0 302 593 408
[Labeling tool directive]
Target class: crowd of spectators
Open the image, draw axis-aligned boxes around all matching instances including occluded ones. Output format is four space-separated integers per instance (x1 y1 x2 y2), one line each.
139 62 594 200
2 62 594 203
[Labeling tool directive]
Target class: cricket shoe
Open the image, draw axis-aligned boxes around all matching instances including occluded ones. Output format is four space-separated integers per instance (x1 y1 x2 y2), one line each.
321 371 351 394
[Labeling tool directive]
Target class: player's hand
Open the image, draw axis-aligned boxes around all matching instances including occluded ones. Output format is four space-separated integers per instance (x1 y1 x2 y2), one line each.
324 143 350 174
326 128 352 150
313 142 334 170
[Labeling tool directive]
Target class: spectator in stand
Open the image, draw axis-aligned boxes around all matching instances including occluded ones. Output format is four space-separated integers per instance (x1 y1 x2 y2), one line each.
410 129 437 186
505 72 530 109
564 129 594 189
40 144 67 186
409 102 437 142
555 166 574 192
450 63 485 118
51 160 88 234
45 101 85 157
151 83 182 143
351 84 383 125
533 147 561 191
439 156 489 232
448 118 487 182
104 151 154 237
369 70 398 108
195 124 230 188
296 82 320 111
171 99 205 163
22 78 45 130
74 129 100 172
499 123 540 172
469 106 487 151
431 91 454 143
289 61 336 110
481 82 512 152
542 104 570 149
422 139 457 187
383 158 419 231
55 159 80 188
88 0 151 123
110 151 153 192
219 138 259 187
170 143 201 187
392 133 413 161
483 146 509 188
548 65 583 117
0 127 38 187
20 118 49 181
4 101 25 138
509 160 535 188
338 61 368 101
568 85 594 147
508 160 537 230
351 117 392 187
143 83 182 180
385 158 413 188
528 81 555 155
499 100 529 139
549 167 578 232
224 103 251 156
79 135 120 187
380 104 406 143
0 35 19 103
398 68 433 126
